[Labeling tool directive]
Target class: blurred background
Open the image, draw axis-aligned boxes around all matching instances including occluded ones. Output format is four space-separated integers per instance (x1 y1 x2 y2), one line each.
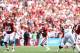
0 0 80 46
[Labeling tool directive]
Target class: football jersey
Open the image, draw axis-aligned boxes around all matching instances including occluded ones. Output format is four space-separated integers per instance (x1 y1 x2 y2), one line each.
3 22 14 34
76 35 80 44
41 27 47 37
75 24 80 35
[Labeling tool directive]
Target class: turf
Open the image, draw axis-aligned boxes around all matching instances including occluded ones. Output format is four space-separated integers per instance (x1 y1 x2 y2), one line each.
0 46 74 53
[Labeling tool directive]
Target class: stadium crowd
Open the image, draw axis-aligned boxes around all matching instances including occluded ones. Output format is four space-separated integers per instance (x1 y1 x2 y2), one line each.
0 0 80 46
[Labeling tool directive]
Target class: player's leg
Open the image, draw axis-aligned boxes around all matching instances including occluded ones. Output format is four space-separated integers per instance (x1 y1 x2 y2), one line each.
60 37 68 47
3 33 10 51
67 33 76 53
57 36 68 52
62 33 76 52
41 37 50 51
62 32 75 48
45 38 50 51
69 33 75 45
40 37 47 46
57 38 64 52
58 32 69 50
10 32 15 52
75 44 80 53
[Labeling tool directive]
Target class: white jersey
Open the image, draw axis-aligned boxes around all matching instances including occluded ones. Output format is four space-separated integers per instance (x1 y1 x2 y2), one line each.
61 28 75 46
76 35 80 44
64 28 73 38
64 28 72 34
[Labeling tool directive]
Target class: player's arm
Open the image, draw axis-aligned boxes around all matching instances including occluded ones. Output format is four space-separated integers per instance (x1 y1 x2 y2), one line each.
46 29 49 39
12 23 16 36
59 26 64 38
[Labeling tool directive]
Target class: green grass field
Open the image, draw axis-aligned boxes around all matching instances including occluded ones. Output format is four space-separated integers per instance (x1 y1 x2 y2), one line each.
0 46 75 53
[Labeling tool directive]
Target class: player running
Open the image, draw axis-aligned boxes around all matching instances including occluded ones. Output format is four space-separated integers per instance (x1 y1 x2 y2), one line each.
40 22 50 51
57 23 76 52
3 18 15 52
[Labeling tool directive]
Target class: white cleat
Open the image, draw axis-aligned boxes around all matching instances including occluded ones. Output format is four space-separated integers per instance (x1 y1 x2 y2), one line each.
46 47 50 51
12 49 15 52
57 49 60 53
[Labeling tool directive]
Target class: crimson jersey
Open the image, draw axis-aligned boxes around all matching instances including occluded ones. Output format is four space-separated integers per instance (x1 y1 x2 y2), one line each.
75 24 80 35
41 27 48 37
3 22 14 34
